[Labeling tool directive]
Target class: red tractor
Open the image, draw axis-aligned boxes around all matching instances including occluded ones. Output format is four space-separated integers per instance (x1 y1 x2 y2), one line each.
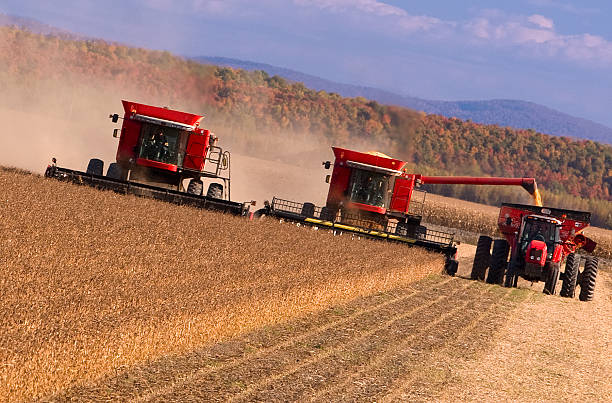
46 100 250 215
471 203 598 301
260 147 544 275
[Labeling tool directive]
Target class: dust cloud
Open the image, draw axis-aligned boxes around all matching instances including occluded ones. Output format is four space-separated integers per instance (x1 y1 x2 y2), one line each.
0 71 393 207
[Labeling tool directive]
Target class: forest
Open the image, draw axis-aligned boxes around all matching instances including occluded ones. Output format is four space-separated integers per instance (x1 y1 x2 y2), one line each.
1 26 611 227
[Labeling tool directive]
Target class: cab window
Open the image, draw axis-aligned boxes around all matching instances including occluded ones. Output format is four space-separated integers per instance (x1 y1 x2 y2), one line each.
348 169 389 208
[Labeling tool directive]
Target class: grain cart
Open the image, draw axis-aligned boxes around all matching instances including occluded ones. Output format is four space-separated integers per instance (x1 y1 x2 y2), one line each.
45 100 251 215
257 147 543 276
471 203 598 301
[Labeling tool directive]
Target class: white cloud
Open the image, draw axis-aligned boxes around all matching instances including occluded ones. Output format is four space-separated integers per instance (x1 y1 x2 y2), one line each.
141 1 612 67
527 14 554 29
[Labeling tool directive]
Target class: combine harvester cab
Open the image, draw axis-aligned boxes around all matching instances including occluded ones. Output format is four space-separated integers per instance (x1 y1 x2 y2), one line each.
45 100 252 216
471 203 599 301
258 147 556 276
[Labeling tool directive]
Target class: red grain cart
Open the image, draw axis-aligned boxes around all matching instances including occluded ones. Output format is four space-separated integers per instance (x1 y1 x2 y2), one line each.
471 203 599 301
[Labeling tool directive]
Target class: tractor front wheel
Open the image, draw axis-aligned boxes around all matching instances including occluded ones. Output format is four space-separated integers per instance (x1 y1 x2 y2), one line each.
543 262 560 295
579 257 598 302
504 257 519 288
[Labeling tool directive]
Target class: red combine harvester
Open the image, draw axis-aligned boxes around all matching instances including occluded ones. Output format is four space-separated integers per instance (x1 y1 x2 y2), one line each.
471 204 598 301
258 147 544 275
45 100 251 215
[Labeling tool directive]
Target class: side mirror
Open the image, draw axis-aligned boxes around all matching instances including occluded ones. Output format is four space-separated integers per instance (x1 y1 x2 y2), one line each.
325 174 331 183
109 113 119 123
322 161 331 169
113 128 119 138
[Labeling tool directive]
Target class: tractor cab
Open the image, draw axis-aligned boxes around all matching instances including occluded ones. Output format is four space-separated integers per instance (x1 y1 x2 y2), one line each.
517 215 563 280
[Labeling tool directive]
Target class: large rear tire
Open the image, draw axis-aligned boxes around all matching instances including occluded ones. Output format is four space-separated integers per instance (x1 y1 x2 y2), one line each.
560 253 579 298
86 158 104 176
579 256 598 302
187 178 204 196
206 183 223 199
486 239 510 285
471 235 492 281
543 262 560 295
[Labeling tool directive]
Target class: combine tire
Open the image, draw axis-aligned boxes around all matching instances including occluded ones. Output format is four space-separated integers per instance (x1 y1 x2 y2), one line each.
543 262 560 295
319 206 334 221
471 235 492 281
187 179 204 196
301 202 316 218
445 259 459 276
579 256 598 302
560 253 579 298
206 183 223 199
487 239 510 285
106 163 124 180
86 158 104 176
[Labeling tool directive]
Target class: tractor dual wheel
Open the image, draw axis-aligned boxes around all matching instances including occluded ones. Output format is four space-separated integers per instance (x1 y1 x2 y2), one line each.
486 239 510 285
579 256 598 302
560 253 579 298
543 262 560 295
471 235 492 281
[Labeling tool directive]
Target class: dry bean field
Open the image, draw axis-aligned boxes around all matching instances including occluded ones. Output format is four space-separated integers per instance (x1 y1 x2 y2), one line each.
1 167 610 402
0 167 442 401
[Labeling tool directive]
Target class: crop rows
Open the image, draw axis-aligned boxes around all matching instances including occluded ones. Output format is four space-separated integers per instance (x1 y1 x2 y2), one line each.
0 167 442 401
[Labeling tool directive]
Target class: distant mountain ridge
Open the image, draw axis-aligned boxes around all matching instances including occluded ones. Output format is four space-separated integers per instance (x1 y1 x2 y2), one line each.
195 56 612 145
1 12 609 144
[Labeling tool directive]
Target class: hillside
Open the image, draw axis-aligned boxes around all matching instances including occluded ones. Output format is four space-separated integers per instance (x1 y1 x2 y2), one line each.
196 56 612 144
1 26 611 228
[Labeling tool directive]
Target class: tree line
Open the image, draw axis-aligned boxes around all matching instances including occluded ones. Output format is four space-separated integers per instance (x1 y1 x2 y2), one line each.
1 26 611 227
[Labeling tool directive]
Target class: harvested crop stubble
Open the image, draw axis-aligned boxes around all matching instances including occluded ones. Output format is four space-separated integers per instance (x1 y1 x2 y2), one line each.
0 167 442 401
423 193 612 261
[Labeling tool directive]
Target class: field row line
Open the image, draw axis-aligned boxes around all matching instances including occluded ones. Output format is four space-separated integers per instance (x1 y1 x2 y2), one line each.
226 280 474 402
133 276 455 402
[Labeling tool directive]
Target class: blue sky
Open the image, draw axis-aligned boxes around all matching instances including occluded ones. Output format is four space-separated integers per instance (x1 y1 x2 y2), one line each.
3 0 612 128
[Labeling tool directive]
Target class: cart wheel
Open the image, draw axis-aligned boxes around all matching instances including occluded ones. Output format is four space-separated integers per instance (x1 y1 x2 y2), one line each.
579 256 598 302
560 253 579 298
471 235 492 281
